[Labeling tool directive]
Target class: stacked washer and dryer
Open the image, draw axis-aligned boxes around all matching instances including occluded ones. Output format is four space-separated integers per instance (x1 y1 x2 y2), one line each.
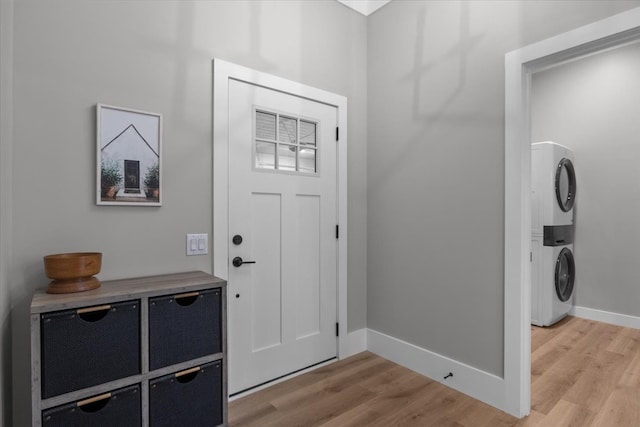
531 142 577 327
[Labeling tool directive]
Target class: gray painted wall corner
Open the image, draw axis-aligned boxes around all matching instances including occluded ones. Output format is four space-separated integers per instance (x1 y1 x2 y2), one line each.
8 1 367 425
0 0 14 424
366 0 640 377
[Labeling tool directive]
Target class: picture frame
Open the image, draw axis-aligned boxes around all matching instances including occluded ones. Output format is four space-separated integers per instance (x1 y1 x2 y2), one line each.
96 104 162 206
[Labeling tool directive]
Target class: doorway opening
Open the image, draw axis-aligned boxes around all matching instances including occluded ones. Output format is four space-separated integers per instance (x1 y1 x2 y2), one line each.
504 7 640 417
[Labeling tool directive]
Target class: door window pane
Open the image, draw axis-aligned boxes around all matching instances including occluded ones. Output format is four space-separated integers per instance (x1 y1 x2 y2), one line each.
256 111 276 141
279 116 297 144
254 109 318 175
255 142 276 170
278 145 297 172
299 148 316 174
300 121 316 147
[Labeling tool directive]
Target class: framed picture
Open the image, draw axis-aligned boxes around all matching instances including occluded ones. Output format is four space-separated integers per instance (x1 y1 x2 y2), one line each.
96 104 162 206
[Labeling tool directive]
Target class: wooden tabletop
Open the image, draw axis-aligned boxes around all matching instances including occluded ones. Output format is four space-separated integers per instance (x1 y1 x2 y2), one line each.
31 271 226 314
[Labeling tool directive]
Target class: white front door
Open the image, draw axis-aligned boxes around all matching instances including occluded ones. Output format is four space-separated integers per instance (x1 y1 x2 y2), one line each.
227 78 338 394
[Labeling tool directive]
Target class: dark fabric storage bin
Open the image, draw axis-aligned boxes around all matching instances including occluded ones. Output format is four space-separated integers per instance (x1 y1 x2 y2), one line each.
149 288 221 370
42 384 141 427
149 360 223 427
41 300 140 399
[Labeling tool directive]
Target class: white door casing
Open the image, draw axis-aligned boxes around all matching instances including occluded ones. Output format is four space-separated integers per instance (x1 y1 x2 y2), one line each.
504 7 640 418
213 59 348 394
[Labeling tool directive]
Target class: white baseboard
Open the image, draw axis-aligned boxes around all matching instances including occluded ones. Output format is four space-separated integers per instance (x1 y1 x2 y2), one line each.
367 328 505 412
231 328 507 412
570 305 640 329
343 328 368 358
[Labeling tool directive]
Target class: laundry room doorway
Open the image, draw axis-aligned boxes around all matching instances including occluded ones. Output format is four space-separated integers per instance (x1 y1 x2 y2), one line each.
503 7 640 418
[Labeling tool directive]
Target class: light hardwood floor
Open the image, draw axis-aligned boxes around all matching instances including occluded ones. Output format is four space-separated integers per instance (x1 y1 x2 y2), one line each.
229 316 640 426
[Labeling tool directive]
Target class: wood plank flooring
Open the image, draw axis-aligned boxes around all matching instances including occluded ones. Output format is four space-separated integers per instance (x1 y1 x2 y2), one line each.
229 316 640 426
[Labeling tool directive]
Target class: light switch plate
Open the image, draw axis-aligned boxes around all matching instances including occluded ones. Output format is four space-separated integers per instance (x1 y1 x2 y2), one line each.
186 233 208 255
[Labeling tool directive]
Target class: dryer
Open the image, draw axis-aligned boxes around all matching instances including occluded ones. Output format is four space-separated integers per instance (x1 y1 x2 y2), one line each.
531 226 576 327
531 141 576 327
531 141 576 232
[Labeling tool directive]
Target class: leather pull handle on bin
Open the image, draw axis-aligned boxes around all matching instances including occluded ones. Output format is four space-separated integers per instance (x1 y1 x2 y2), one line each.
77 392 111 407
77 305 111 315
175 366 201 378
174 291 200 299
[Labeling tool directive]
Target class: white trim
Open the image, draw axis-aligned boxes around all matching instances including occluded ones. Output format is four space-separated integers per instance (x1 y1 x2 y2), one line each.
337 0 391 16
504 6 640 418
212 58 349 362
367 329 504 410
343 328 367 358
571 306 640 330
230 326 507 410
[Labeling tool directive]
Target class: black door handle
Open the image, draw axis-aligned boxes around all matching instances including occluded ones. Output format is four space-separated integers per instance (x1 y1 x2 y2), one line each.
232 257 256 267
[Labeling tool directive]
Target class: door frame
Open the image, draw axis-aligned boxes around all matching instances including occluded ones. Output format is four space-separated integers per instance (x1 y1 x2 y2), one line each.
504 7 640 417
212 59 349 360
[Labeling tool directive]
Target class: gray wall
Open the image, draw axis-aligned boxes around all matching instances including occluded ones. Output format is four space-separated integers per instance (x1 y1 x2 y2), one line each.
5 1 640 424
367 1 640 376
532 42 640 317
0 0 14 425
5 1 367 425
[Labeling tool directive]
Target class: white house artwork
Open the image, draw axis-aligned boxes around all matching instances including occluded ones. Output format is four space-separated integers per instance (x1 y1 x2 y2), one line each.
97 104 162 206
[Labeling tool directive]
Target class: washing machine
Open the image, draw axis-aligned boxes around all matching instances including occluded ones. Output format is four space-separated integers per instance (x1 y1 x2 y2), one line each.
531 225 576 326
531 141 576 234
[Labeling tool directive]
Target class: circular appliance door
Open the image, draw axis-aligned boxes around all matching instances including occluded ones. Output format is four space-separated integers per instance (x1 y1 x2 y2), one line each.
555 247 575 302
555 158 576 212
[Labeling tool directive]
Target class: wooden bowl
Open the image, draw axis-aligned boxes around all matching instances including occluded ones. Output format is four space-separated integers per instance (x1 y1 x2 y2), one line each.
43 252 102 294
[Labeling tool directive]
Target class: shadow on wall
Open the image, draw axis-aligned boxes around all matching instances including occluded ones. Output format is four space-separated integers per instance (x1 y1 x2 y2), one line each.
136 1 278 131
370 2 487 190
403 2 484 125
136 1 208 130
242 1 278 73
10 3 286 424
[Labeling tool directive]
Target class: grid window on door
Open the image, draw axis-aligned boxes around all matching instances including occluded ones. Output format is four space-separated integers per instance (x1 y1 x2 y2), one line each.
255 110 318 174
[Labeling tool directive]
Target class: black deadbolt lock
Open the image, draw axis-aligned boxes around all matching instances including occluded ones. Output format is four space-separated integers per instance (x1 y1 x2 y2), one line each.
232 235 243 245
